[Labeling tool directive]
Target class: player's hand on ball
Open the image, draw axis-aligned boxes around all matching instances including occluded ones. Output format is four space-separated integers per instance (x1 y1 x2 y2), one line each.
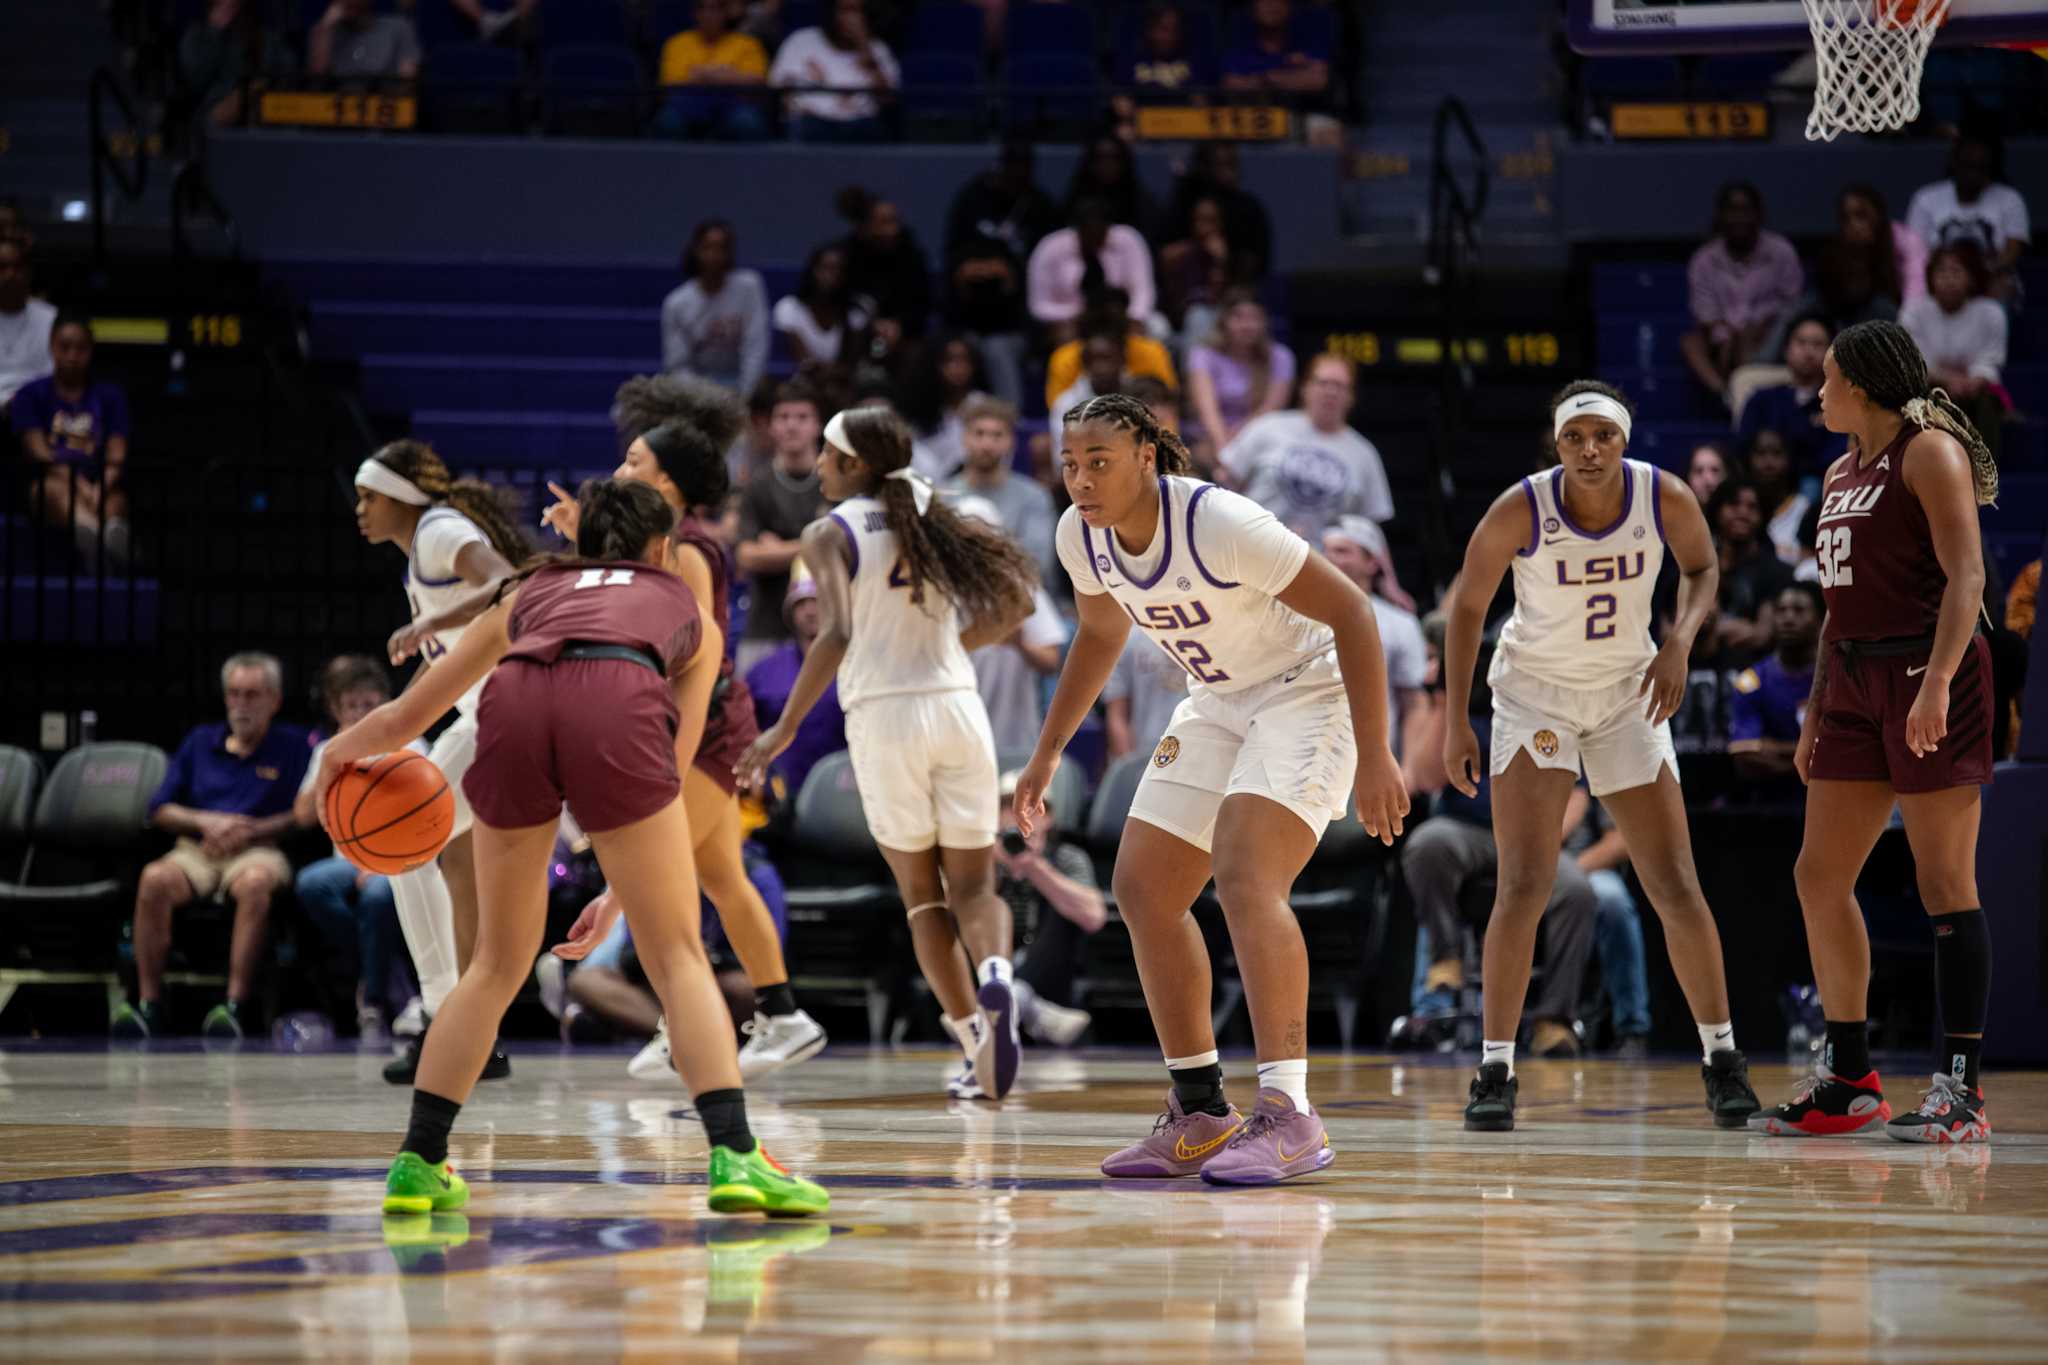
540 481 579 542
1354 746 1409 846
734 725 793 793
553 889 620 961
1011 752 1058 837
1639 640 1687 725
1904 673 1948 758
1443 719 1483 798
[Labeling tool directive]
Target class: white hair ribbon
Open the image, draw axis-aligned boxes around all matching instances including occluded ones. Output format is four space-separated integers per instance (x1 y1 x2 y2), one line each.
354 458 431 506
1552 393 1633 444
888 466 936 516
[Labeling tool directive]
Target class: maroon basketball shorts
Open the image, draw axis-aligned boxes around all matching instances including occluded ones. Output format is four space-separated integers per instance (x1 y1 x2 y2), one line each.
690 673 759 797
466 658 682 833
1809 634 1993 793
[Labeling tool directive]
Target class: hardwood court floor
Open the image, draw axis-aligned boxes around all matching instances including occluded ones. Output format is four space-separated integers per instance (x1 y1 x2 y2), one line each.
2 1043 2045 1361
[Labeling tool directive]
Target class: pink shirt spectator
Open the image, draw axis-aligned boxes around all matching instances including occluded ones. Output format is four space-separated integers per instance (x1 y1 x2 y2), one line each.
1026 225 1156 324
1187 342 1295 433
1893 220 1928 309
1687 229 1803 339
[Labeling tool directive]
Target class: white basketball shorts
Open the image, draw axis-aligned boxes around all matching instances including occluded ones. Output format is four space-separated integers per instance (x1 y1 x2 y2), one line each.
428 709 479 841
845 689 1000 852
1488 662 1677 797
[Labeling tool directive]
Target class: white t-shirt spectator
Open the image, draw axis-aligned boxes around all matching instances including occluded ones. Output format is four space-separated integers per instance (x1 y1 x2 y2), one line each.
1026 225 1156 325
1899 294 2008 385
771 293 866 366
0 297 56 408
662 270 770 394
973 586 1067 754
1906 180 2032 258
1219 410 1394 543
769 26 899 122
1372 596 1427 760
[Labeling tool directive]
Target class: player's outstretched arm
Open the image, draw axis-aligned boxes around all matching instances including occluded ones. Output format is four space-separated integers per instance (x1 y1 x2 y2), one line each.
1014 588 1131 837
1645 471 1721 724
734 516 851 789
1441 486 1530 797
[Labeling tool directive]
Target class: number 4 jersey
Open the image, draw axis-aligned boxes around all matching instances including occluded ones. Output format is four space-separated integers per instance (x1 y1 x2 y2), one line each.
1813 425 1943 643
829 495 978 710
1057 475 1332 694
1493 460 1667 691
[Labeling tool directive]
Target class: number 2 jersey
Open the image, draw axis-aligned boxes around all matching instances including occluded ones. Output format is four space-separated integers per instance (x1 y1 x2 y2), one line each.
829 495 978 710
1813 424 1943 643
1056 475 1331 694
1493 460 1667 691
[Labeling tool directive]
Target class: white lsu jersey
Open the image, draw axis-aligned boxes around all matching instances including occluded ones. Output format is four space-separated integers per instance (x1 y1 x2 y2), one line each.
1057 475 1330 695
830 495 978 710
1493 459 1667 692
405 506 492 715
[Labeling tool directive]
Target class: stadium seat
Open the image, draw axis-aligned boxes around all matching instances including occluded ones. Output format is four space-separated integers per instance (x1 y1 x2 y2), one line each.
1083 752 1148 863
996 748 1086 836
1005 53 1098 138
908 2 984 59
777 751 900 1040
415 0 499 50
0 746 43 877
423 42 527 134
536 0 632 49
898 51 986 140
542 42 646 135
1006 2 1096 57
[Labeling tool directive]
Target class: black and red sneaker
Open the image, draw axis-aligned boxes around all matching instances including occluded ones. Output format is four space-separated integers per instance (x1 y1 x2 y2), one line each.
1885 1072 1991 1145
1748 1065 1891 1137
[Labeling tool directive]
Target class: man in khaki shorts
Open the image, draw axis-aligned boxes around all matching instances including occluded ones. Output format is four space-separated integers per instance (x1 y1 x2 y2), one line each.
111 652 313 1041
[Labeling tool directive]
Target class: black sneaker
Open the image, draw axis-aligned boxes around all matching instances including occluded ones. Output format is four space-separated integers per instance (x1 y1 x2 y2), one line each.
479 1044 511 1081
1464 1062 1518 1132
1703 1049 1760 1129
1885 1073 1990 1145
383 1024 511 1084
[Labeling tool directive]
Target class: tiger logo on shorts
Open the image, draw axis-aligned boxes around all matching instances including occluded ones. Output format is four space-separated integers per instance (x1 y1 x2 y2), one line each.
1532 730 1560 758
1153 736 1180 768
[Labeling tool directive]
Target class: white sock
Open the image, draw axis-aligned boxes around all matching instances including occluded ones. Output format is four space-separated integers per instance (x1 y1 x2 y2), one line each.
1698 1022 1735 1063
1256 1058 1310 1113
943 1013 984 1061
979 955 1013 986
391 860 460 1015
1163 1048 1220 1071
1481 1039 1516 1078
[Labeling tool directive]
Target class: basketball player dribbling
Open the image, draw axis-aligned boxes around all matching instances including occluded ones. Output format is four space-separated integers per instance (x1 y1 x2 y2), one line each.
321 479 828 1218
1752 320 2001 1143
1441 381 1760 1133
1012 393 1409 1186
735 407 1039 1101
353 441 527 1084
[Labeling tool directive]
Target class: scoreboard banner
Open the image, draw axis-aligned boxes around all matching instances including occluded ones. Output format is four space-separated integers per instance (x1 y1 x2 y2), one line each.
1135 106 1291 140
259 90 417 130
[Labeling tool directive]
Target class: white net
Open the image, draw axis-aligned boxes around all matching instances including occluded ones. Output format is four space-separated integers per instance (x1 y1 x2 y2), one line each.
1802 0 1952 141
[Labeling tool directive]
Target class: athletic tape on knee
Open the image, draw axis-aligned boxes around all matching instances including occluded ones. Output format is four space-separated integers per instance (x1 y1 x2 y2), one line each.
906 901 948 920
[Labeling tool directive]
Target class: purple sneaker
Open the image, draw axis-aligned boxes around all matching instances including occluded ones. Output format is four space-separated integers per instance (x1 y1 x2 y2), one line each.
1100 1091 1245 1178
975 973 1020 1100
1199 1088 1333 1186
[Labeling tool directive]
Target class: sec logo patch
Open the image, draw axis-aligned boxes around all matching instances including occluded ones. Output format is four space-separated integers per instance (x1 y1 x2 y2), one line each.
1532 730 1560 759
1152 736 1180 768
1096 556 1113 575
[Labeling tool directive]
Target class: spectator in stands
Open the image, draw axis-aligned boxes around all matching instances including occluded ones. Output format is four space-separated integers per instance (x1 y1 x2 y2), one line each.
1218 351 1392 546
952 494 1066 755
291 655 411 1040
1728 581 1822 803
1844 182 1926 310
1906 128 2032 304
1901 242 2008 457
445 0 536 43
2009 559 2038 640
1159 195 1242 345
657 0 772 141
662 219 770 396
177 0 295 132
735 382 829 675
1186 288 1293 453
1400 611 1449 799
1322 516 1424 756
901 331 989 480
1049 323 1131 418
1169 142 1274 283
996 770 1103 1048
1221 0 1330 100
1737 314 1840 479
1104 628 1189 762
307 0 421 81
1743 428 1808 567
945 142 1057 406
1708 477 1793 667
730 375 782 485
1127 373 1182 444
942 395 1055 580
774 243 866 369
11 313 131 568
0 237 54 411
745 569 847 799
770 0 899 142
1685 439 1735 508
1027 199 1157 344
1757 193 1904 366
113 651 312 1041
1042 288 1177 413
1681 181 1803 401
1062 135 1165 241
1118 2 1213 103
1565 789 1652 1057
946 140 1062 269
836 186 933 342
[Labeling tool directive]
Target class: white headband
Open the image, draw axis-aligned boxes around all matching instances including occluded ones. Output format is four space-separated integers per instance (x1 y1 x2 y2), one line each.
823 410 935 515
354 458 431 506
822 410 853 456
1553 393 1632 443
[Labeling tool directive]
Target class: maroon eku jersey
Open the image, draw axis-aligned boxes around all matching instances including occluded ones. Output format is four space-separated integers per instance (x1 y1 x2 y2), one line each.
672 516 757 746
503 560 701 677
1813 425 1948 644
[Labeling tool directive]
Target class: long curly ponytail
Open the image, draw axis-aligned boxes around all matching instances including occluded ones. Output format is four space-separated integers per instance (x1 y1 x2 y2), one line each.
1831 320 1999 507
368 438 533 564
1060 391 1194 476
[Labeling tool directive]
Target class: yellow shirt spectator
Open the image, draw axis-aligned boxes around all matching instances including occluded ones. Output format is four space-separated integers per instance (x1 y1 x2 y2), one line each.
1045 335 1178 412
660 29 767 87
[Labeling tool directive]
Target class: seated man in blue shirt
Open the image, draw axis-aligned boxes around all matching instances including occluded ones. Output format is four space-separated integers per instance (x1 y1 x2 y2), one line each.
1728 581 1822 802
113 651 312 1041
1221 0 1330 101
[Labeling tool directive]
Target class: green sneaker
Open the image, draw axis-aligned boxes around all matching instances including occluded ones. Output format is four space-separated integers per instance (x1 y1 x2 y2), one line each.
383 1151 469 1215
706 1144 829 1217
381 1212 470 1271
110 1001 155 1040
200 1001 244 1041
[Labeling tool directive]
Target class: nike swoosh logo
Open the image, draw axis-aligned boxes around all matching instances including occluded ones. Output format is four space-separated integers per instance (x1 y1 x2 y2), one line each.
1174 1127 1239 1162
1277 1133 1326 1163
1282 663 1309 683
1906 665 1928 676
436 1171 452 1189
1543 537 1569 546
1829 470 1852 483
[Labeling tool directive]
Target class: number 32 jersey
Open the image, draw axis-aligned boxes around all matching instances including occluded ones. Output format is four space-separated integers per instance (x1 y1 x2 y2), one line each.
1493 460 1666 691
1057 476 1331 695
1812 425 1942 643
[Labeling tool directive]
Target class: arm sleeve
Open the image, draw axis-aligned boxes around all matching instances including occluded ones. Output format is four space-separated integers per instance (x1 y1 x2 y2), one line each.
1766 236 1805 318
414 513 488 581
1197 487 1309 596
148 732 197 816
739 274 769 395
1055 506 1106 595
872 40 900 88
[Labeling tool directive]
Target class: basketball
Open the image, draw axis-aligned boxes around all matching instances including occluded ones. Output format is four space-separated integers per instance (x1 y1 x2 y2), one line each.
324 750 454 876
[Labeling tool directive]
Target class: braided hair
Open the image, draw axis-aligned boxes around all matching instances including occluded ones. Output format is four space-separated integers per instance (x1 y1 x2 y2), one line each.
832 406 1036 629
367 439 531 566
1060 391 1194 476
576 478 676 560
1830 320 1998 506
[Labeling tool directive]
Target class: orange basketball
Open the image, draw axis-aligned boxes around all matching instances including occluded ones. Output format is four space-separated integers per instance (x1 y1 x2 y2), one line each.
325 750 455 876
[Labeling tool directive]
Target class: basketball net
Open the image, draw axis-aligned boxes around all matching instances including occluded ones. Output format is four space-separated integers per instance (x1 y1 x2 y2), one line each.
1801 0 1953 140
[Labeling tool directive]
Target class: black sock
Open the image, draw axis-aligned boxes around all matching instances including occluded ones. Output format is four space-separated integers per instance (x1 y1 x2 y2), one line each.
695 1087 755 1153
1169 1062 1229 1118
1823 1020 1872 1081
1934 908 1990 1091
754 981 797 1019
402 1089 463 1165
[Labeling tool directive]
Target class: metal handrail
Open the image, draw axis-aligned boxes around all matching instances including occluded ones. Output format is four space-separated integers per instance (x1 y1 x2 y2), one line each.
171 161 240 260
88 67 149 265
1423 95 1489 596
